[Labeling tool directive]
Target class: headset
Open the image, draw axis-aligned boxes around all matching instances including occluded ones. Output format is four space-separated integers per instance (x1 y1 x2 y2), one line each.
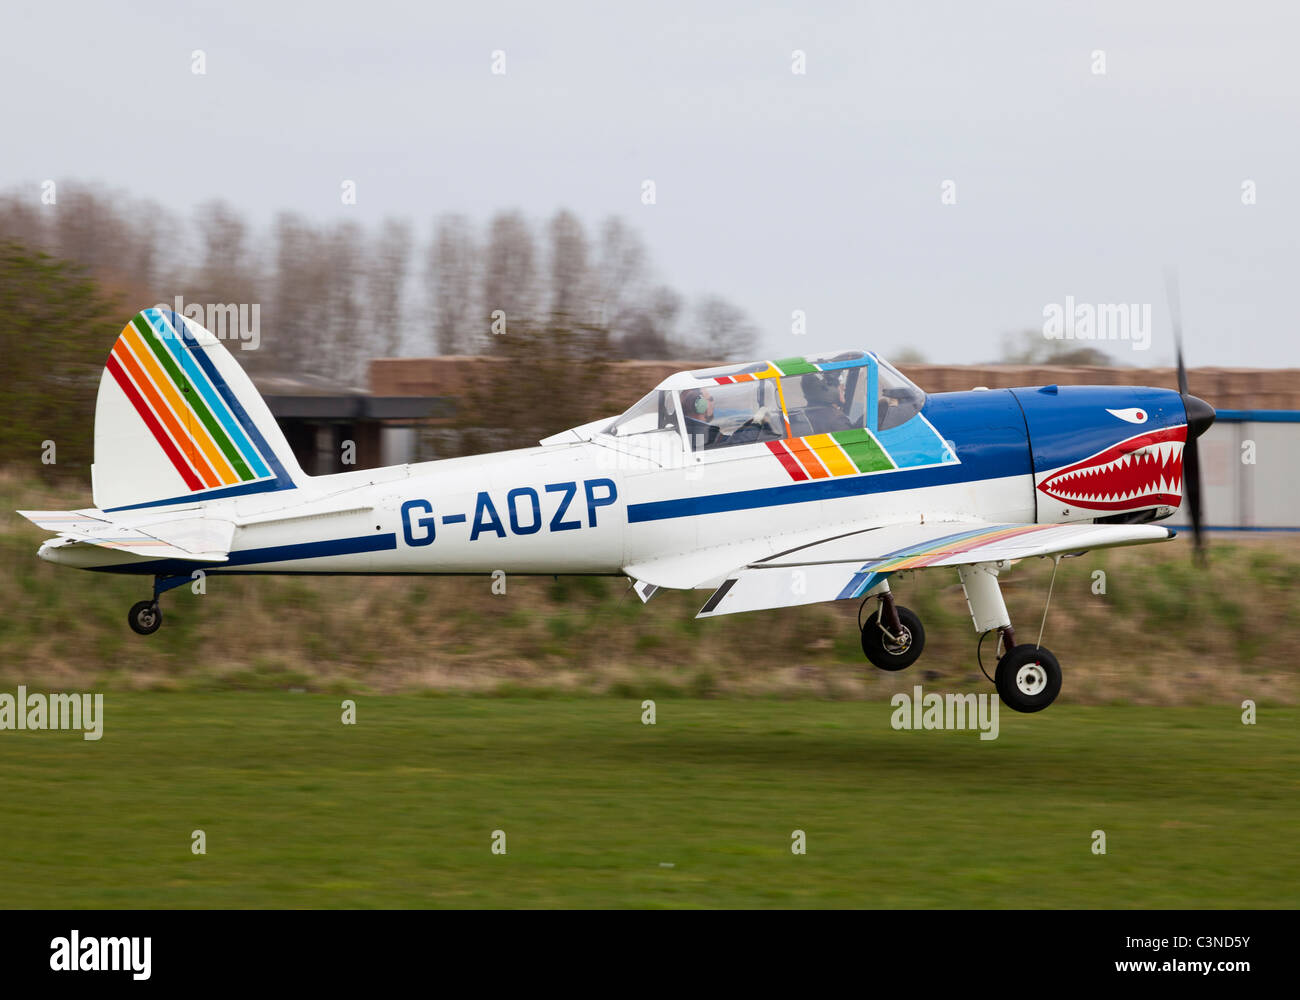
692 393 710 414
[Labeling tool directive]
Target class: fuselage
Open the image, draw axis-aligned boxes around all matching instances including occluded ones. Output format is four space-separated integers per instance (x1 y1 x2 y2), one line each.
58 383 1192 584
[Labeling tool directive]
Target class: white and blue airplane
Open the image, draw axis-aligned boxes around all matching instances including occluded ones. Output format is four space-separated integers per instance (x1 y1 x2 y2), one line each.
19 308 1215 712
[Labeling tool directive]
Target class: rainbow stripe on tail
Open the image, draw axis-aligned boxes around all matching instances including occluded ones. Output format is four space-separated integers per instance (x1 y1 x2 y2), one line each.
93 309 303 512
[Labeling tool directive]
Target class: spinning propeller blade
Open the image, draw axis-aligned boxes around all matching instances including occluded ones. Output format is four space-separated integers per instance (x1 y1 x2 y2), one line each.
1165 270 1216 562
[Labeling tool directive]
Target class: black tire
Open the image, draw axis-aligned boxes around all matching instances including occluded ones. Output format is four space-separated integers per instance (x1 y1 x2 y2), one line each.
128 600 162 635
995 644 1062 713
860 606 925 671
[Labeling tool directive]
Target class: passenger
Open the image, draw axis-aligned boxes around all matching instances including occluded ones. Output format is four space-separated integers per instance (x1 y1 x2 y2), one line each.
800 373 853 433
681 388 722 449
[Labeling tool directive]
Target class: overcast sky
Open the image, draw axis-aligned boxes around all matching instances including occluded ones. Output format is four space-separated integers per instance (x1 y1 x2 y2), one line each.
3 1 1297 367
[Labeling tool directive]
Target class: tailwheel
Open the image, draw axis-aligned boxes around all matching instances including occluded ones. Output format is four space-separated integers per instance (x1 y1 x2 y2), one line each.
128 600 162 636
995 644 1061 713
861 605 925 671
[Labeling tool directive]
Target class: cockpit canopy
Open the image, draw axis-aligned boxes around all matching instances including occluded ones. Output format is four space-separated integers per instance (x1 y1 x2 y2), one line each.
601 350 926 452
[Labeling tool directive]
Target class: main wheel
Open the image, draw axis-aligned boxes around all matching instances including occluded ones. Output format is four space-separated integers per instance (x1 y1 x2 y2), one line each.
128 600 162 635
995 644 1061 713
860 606 925 671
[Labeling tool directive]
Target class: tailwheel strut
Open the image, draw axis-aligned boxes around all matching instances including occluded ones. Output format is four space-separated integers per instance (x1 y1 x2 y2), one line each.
126 573 191 636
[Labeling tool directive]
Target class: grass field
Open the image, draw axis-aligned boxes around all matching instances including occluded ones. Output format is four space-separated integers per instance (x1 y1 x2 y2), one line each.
1 695 1296 908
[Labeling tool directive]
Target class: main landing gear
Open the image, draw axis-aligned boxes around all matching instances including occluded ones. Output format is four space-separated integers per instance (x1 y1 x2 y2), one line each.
857 564 1063 713
859 589 925 671
962 562 1061 713
993 641 1062 714
126 574 190 635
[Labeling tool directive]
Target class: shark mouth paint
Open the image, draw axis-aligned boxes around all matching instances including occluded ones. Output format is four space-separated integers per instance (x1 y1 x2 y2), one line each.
1037 425 1187 511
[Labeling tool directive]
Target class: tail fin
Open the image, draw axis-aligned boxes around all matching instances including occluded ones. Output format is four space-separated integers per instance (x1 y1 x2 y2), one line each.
92 308 306 512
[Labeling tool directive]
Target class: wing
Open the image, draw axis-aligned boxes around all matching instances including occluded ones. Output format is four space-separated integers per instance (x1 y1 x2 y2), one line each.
624 518 898 591
694 520 1176 618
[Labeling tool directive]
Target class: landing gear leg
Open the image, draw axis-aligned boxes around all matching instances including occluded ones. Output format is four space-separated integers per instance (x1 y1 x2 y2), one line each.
860 582 925 671
959 562 1061 713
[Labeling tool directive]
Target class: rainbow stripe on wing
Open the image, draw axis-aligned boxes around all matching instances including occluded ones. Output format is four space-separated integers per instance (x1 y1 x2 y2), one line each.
105 310 273 494
836 523 1055 599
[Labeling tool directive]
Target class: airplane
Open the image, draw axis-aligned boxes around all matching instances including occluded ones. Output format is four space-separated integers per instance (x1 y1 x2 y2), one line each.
19 308 1215 713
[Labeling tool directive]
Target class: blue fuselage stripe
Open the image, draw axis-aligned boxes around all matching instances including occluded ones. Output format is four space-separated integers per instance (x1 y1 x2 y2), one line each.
91 532 398 576
627 461 1004 523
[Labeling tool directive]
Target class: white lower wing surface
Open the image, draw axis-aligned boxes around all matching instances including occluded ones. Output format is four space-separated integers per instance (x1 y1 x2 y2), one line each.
695 520 1176 618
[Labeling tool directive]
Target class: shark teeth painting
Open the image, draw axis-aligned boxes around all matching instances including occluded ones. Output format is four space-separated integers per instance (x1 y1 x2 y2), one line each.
1037 425 1187 511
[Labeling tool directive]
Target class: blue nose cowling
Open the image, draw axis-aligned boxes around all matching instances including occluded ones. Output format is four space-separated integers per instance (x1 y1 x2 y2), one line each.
1010 385 1185 475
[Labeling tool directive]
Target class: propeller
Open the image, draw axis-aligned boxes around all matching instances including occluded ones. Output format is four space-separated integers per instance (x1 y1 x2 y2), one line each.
1165 270 1216 563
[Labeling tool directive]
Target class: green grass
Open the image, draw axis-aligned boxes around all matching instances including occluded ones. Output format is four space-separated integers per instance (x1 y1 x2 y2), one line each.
2 695 1296 908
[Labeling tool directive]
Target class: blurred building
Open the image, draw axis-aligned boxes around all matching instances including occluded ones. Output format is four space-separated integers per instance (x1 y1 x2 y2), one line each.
253 372 452 475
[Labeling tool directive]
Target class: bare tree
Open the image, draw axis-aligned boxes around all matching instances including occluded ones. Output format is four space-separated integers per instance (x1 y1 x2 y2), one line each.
49 186 131 282
547 209 590 322
196 200 249 279
365 218 413 357
183 199 262 348
482 211 537 350
427 213 479 355
998 329 1113 366
0 193 49 254
689 295 758 360
594 216 647 335
618 285 682 359
127 205 177 298
268 213 324 376
318 220 364 383
0 185 764 374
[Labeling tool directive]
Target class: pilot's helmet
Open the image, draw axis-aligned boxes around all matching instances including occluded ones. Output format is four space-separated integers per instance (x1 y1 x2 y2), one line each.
801 372 837 406
682 388 709 416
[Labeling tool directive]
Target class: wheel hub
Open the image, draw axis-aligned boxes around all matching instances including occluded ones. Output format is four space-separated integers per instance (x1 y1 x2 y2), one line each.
1015 661 1047 696
882 626 912 655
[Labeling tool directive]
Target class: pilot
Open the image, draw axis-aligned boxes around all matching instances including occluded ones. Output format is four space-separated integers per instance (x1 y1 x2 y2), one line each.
681 388 722 449
800 372 853 433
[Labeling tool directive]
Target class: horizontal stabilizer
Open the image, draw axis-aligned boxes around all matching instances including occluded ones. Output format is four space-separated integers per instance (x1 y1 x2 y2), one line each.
19 509 235 562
